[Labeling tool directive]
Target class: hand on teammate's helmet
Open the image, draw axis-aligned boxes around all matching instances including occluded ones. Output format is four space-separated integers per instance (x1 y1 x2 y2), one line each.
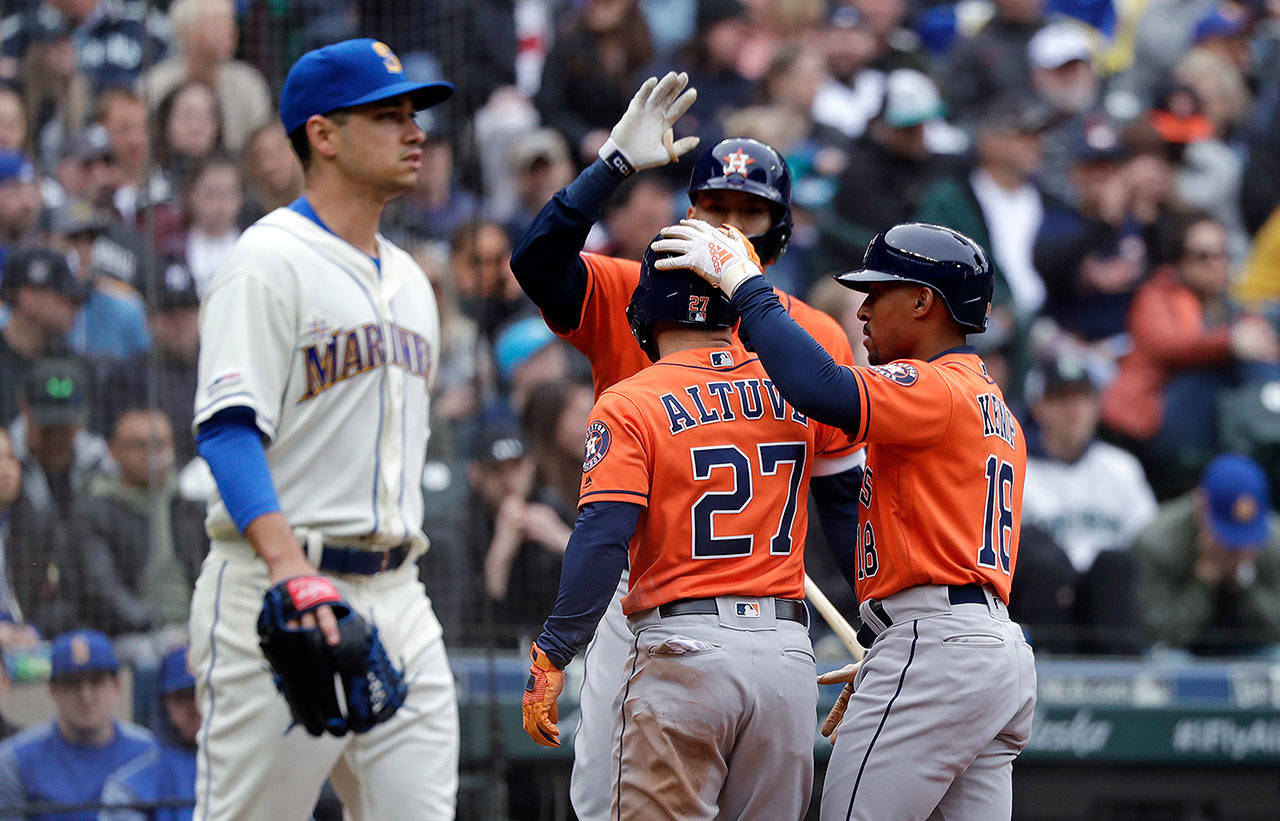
598 72 699 175
652 220 764 296
817 662 861 744
522 642 565 748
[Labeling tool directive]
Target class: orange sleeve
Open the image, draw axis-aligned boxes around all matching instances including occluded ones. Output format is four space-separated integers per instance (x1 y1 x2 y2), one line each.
814 420 859 460
578 390 653 509
1128 273 1233 368
850 361 955 446
557 253 651 398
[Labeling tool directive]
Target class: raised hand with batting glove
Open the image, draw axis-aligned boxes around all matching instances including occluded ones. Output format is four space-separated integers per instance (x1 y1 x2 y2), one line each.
598 71 700 178
652 219 764 295
258 575 407 737
521 642 564 747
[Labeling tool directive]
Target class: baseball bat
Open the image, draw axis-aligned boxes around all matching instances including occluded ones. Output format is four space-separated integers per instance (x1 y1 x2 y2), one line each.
804 573 865 661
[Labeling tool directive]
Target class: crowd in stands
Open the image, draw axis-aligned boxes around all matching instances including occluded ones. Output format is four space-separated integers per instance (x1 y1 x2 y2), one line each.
0 0 1279 814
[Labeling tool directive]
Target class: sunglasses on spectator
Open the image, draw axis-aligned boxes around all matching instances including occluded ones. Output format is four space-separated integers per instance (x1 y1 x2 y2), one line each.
1184 247 1227 262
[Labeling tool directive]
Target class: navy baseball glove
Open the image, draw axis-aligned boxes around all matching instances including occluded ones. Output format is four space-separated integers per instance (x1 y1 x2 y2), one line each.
257 575 408 736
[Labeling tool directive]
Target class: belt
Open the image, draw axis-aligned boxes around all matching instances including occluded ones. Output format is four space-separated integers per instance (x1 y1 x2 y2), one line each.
317 543 411 576
658 597 809 627
856 584 986 647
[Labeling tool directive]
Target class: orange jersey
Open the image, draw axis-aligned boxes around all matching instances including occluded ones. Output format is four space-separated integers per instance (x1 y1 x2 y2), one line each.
557 252 857 398
579 345 859 614
843 350 1026 604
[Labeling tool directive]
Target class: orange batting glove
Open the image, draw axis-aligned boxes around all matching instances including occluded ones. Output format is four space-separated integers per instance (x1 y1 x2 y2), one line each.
818 662 860 744
522 642 565 748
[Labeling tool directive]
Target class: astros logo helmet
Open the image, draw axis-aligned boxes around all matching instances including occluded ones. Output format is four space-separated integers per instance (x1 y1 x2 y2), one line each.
627 235 737 362
836 222 994 332
687 138 793 265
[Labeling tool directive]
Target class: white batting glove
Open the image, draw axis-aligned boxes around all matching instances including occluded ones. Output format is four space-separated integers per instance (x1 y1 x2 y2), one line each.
598 72 699 177
651 219 764 297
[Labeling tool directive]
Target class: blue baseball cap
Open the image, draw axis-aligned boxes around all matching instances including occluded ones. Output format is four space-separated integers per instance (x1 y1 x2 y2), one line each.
1202 454 1271 548
0 150 35 185
494 317 556 381
159 646 195 695
50 630 118 680
280 38 454 134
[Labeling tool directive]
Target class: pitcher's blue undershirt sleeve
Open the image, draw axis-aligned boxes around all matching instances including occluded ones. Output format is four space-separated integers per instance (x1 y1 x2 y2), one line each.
195 406 282 533
732 276 863 432
510 160 626 332
536 500 642 670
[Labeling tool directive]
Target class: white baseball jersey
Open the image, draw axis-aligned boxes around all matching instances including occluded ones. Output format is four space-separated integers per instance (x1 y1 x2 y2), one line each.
1023 440 1157 572
189 206 458 820
194 207 440 550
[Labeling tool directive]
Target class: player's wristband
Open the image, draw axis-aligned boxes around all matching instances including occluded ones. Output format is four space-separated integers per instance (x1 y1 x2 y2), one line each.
598 139 635 178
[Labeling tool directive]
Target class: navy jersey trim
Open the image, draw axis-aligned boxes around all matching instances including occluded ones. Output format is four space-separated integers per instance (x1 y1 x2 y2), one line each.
656 357 760 375
579 489 649 501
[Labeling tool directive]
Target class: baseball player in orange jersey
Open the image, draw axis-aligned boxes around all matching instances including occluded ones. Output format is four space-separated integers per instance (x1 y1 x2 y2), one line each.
509 72 857 820
520 244 862 818
655 220 1038 820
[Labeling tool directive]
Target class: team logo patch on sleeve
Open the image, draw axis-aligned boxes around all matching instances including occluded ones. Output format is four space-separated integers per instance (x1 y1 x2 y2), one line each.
868 362 919 386
582 421 612 472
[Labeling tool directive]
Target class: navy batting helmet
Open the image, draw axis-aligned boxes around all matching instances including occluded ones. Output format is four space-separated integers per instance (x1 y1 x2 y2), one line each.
836 223 993 332
628 236 737 362
687 138 792 264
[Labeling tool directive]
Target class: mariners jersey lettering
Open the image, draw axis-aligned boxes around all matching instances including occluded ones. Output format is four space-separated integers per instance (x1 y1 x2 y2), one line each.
845 351 1025 604
193 208 440 548
580 346 858 614
560 252 857 398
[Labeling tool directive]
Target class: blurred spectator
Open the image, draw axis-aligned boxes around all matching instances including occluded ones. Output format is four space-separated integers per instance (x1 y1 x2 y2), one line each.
491 317 572 418
449 219 531 338
1148 82 1249 261
917 94 1052 354
944 0 1046 114
0 86 26 153
0 249 88 425
0 0 169 92
0 425 77 638
45 125 117 215
178 155 241 294
504 128 574 240
661 0 756 153
0 629 157 820
595 174 677 261
100 645 197 821
382 133 479 248
1023 352 1158 573
1034 120 1151 343
1133 453 1280 654
522 378 593 515
15 16 91 172
98 258 200 466
152 80 221 193
472 423 567 648
9 356 113 518
1007 521 1080 654
74 408 204 644
850 0 930 72
238 121 302 222
534 0 654 164
97 88 170 226
1028 21 1103 203
49 201 152 363
0 151 42 262
823 69 952 264
812 5 886 141
140 0 272 153
1101 211 1280 497
1109 0 1216 109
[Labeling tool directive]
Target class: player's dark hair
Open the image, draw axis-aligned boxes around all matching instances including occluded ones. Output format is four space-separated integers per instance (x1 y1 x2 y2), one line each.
287 108 352 169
